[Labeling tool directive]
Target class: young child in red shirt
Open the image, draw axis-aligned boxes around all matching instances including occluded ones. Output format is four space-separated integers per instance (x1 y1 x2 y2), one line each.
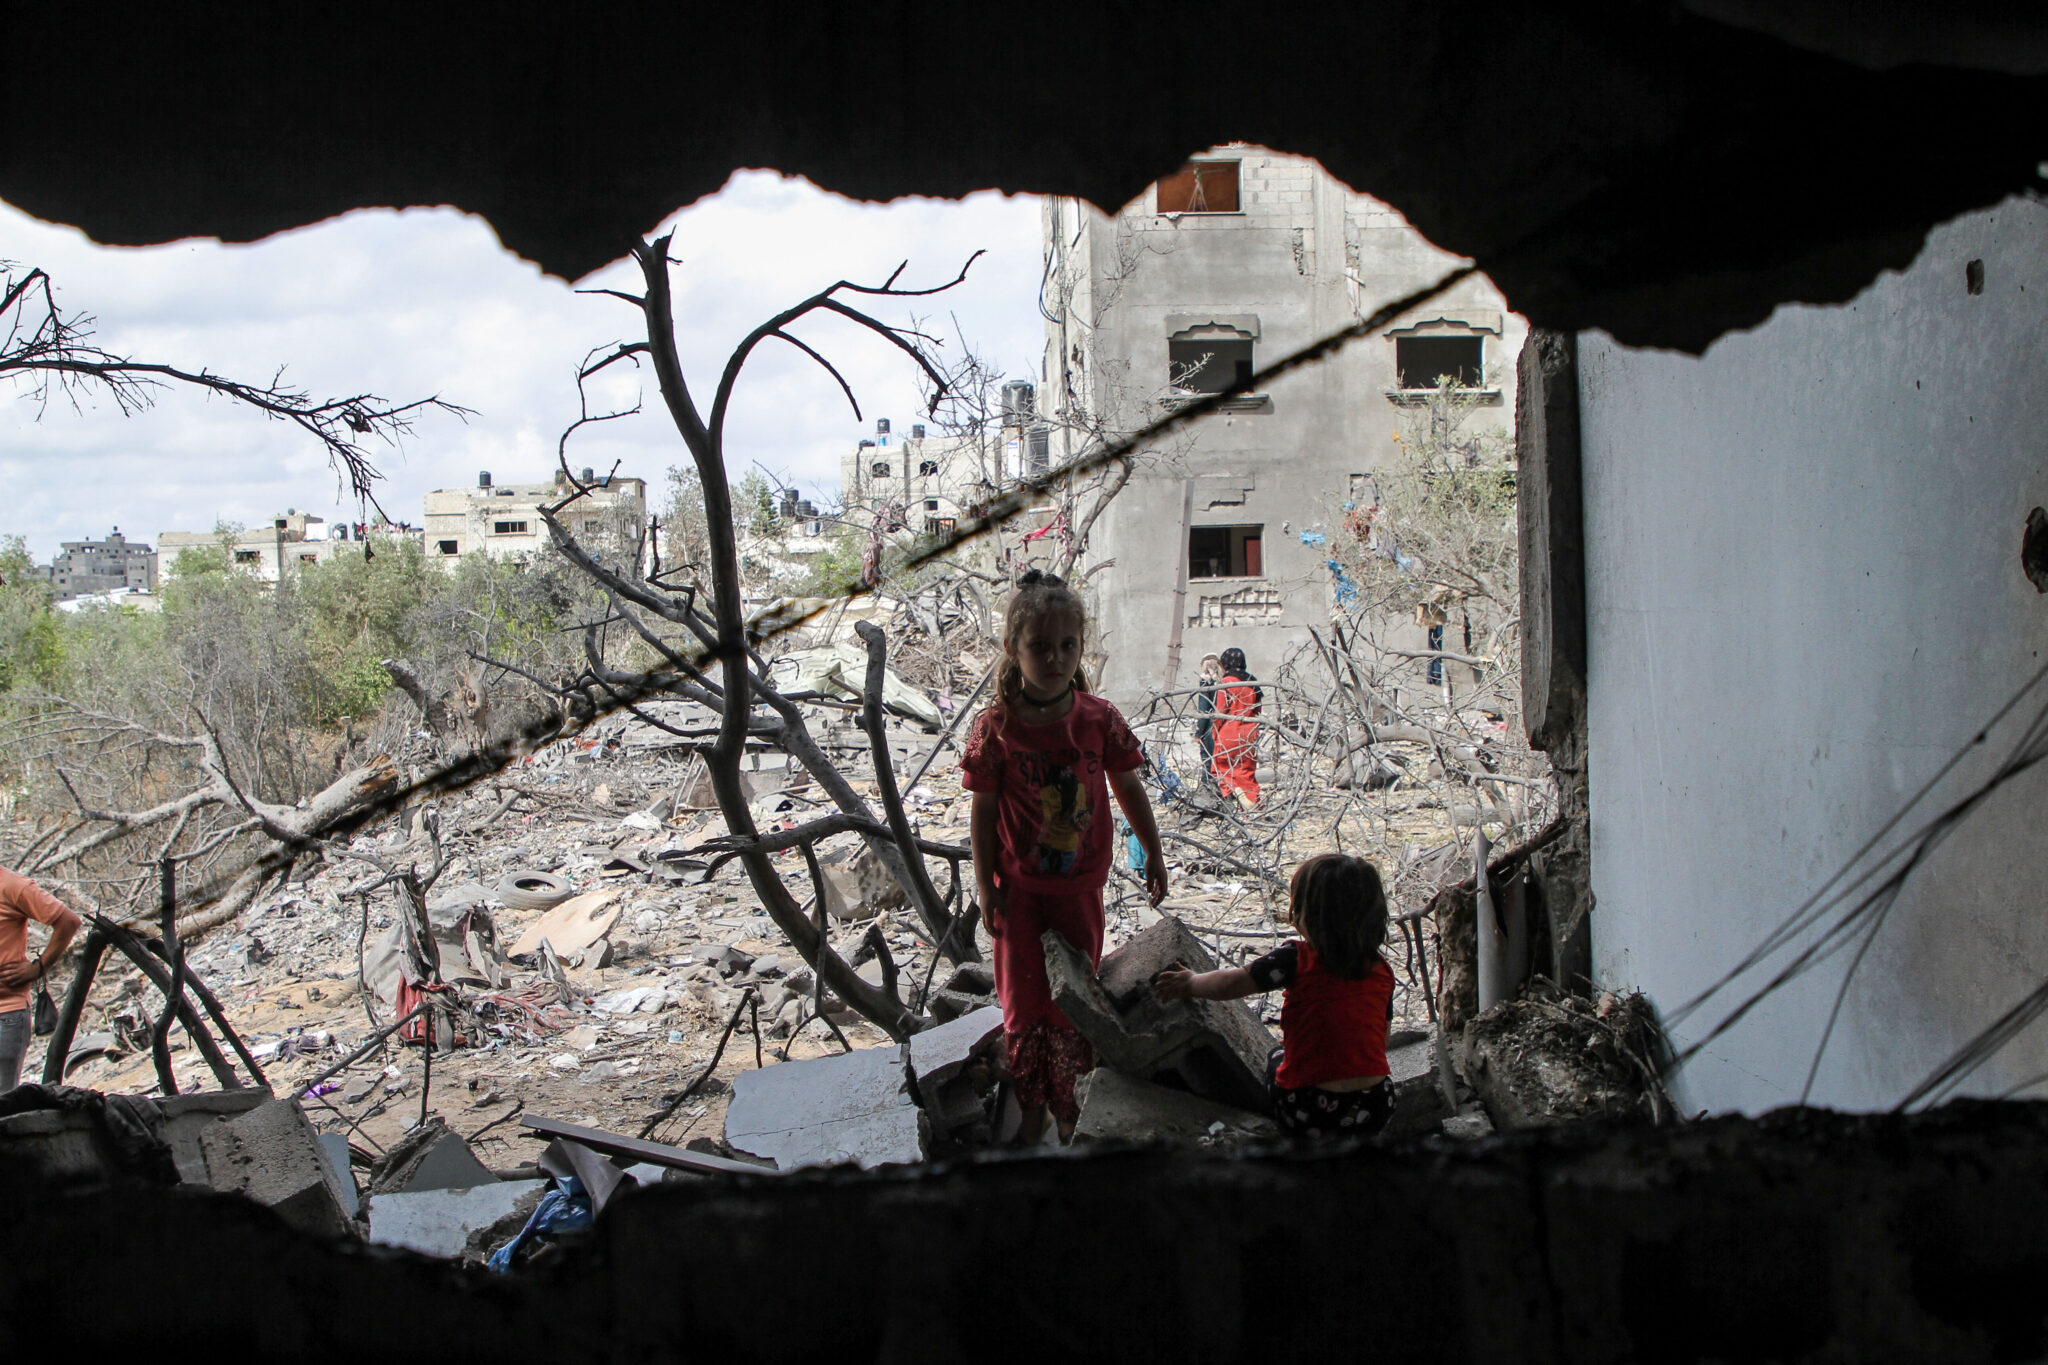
1155 853 1397 1137
962 571 1168 1144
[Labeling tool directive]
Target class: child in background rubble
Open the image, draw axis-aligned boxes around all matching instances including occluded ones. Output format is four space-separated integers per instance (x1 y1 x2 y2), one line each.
963 570 1168 1145
1154 853 1397 1138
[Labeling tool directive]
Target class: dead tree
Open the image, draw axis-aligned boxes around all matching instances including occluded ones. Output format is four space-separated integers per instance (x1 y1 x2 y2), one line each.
498 237 996 1040
2 261 467 513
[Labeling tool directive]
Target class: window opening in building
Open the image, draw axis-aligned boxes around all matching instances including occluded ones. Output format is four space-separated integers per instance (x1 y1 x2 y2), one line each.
925 499 940 512
1188 524 1263 578
493 520 529 535
1156 161 1240 214
1395 335 1483 390
1170 337 1256 393
926 517 956 536
234 550 260 564
872 462 890 478
437 539 459 555
919 460 939 476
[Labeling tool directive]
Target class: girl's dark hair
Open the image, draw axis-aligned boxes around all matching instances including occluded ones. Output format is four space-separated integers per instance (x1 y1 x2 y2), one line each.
1219 647 1248 676
992 570 1091 714
1288 853 1388 980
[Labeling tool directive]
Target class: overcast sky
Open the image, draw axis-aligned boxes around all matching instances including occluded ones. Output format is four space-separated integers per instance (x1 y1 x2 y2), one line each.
0 172 1046 561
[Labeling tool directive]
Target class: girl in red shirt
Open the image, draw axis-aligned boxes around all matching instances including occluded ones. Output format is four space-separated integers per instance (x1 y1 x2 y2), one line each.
1155 853 1396 1137
963 571 1168 1144
1209 646 1262 807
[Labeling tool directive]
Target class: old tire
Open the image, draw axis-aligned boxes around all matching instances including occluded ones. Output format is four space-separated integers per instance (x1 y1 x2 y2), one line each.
496 871 573 910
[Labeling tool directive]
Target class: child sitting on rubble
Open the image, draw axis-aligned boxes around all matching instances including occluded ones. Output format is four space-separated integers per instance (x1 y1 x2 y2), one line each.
963 570 1168 1146
1153 853 1396 1138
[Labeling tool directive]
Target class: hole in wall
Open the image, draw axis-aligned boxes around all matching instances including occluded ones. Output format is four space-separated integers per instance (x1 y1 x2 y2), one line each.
2023 507 2048 593
1966 259 1985 295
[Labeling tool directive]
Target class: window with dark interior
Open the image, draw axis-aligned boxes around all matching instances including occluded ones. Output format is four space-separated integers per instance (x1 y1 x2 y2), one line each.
919 460 939 476
493 520 529 535
1395 335 1484 389
1170 337 1255 393
438 539 459 555
926 517 956 536
1188 524 1264 579
234 550 260 564
1156 161 1240 214
872 462 890 478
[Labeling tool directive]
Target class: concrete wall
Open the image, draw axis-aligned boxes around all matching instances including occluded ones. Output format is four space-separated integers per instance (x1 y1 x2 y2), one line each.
1046 148 1525 703
1580 197 2048 1114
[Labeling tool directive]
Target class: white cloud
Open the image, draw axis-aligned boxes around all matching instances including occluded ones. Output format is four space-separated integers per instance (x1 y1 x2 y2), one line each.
0 172 1044 560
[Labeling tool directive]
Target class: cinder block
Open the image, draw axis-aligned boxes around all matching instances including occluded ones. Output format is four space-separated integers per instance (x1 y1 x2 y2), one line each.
1044 916 1276 1112
198 1097 354 1240
159 1088 272 1186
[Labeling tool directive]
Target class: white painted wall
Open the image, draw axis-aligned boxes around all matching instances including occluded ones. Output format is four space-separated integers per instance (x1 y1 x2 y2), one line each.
1580 197 2048 1114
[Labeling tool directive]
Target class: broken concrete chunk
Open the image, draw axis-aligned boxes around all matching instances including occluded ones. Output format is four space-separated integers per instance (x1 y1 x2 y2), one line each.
158 1089 272 1186
906 1005 1004 1099
367 1179 548 1259
1458 994 1654 1130
317 1133 361 1218
198 1098 355 1240
506 888 621 958
724 1045 927 1171
367 1117 499 1195
1044 916 1276 1113
1071 1069 1280 1148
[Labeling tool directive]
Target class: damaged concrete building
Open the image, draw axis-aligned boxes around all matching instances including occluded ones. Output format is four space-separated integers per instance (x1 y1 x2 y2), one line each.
422 469 648 567
6 2 2048 1358
1041 150 1526 696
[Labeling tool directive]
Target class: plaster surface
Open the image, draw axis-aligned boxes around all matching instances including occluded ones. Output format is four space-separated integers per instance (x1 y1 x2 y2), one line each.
1580 197 2048 1112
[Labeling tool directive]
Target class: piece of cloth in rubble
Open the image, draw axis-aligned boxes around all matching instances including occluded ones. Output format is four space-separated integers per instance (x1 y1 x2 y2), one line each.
960 692 1144 892
0 1083 179 1183
0 866 74 1015
1247 940 1396 1090
486 1173 594 1272
1210 671 1262 804
393 978 454 1043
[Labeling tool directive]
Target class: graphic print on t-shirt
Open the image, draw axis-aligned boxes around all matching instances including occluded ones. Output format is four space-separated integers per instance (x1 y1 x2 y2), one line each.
1033 764 1090 873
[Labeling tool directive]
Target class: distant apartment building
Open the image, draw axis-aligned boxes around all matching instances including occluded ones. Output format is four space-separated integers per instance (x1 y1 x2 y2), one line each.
35 528 158 601
836 403 1058 579
158 510 354 583
1041 146 1527 696
423 469 647 568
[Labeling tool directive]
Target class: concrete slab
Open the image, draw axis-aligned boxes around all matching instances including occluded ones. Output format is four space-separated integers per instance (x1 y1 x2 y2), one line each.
905 1005 1003 1097
366 1179 547 1259
198 1097 354 1240
1072 1069 1279 1148
724 1045 927 1171
317 1132 361 1218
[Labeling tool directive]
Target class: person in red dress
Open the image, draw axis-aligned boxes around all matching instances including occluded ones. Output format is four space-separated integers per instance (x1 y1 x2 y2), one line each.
1209 646 1263 806
963 571 1168 1144
1154 853 1397 1138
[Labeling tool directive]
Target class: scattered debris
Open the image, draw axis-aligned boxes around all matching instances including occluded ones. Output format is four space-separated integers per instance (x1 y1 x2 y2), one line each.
1458 984 1671 1129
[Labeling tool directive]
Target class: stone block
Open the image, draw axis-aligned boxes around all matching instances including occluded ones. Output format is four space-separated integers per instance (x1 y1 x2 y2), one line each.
367 1179 547 1259
724 1045 926 1171
1044 916 1276 1113
1071 1069 1279 1148
198 1097 354 1240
